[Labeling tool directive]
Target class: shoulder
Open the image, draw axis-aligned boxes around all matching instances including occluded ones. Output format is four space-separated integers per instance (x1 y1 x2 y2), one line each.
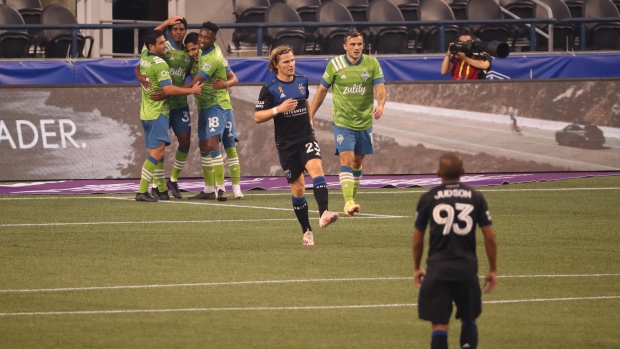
328 55 346 69
294 74 308 82
263 77 278 88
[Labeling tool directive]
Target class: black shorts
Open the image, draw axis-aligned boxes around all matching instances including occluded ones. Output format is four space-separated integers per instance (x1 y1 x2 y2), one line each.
417 272 482 324
277 137 322 183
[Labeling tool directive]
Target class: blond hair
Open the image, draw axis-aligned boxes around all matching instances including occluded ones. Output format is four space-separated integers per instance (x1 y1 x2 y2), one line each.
268 45 293 73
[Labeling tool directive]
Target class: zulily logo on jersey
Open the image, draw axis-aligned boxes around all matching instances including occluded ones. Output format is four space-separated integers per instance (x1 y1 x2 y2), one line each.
342 83 366 95
169 67 185 77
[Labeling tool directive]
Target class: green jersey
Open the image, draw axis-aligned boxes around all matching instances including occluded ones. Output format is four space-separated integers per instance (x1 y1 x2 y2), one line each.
139 51 173 121
320 54 385 131
161 31 192 109
195 43 232 111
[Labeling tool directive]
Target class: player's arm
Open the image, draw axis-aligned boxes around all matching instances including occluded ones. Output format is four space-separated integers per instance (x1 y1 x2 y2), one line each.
373 82 386 120
255 98 298 123
309 84 328 119
413 228 426 288
162 81 203 96
211 69 238 90
135 64 151 90
481 225 498 293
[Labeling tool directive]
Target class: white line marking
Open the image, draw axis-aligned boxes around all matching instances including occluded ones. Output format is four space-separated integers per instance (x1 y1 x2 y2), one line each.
2 274 618 294
0 296 618 317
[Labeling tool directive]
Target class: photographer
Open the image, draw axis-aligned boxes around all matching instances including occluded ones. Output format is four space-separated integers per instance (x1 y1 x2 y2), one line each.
441 29 491 80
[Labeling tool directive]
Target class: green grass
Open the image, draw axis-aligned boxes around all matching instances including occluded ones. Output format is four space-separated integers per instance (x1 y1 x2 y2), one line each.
0 176 619 348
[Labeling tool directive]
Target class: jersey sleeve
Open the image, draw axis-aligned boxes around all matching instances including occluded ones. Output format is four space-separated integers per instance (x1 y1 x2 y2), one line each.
476 194 493 227
371 57 386 85
414 194 430 231
255 85 274 111
154 60 172 87
319 60 336 88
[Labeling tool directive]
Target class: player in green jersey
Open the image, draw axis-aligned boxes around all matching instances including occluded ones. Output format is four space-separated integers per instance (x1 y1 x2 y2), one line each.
309 30 387 217
135 16 193 200
136 29 202 202
186 21 243 201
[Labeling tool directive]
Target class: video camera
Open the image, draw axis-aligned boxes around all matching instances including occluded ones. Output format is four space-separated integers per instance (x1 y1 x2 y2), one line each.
449 39 510 59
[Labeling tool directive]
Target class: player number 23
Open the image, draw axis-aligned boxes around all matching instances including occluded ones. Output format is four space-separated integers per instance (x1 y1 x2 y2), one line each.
432 203 474 236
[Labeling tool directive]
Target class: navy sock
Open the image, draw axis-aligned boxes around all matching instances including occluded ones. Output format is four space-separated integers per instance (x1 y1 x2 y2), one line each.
431 330 448 349
292 196 311 233
312 176 329 217
460 322 478 349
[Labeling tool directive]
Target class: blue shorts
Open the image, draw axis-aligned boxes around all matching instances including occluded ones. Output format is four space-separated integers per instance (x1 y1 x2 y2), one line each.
333 124 374 155
141 114 171 149
169 106 191 135
198 105 239 147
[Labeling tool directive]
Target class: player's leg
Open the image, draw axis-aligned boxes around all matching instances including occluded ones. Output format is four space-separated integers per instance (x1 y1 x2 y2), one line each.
188 110 216 200
210 147 227 201
280 145 312 245
203 106 227 201
304 141 338 228
334 125 358 216
352 155 365 200
453 278 482 349
418 273 453 349
137 116 169 202
168 107 191 199
352 127 374 201
223 113 243 199
151 159 170 200
430 324 450 349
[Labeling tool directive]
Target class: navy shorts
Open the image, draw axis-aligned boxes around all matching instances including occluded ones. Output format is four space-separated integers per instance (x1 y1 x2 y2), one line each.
198 105 238 146
333 124 374 155
277 137 322 183
141 114 171 149
417 272 482 324
169 106 191 135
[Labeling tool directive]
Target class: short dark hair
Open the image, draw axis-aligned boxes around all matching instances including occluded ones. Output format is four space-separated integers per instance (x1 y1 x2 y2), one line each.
344 30 363 44
184 32 199 46
144 29 164 49
168 17 188 32
202 21 219 34
439 153 464 181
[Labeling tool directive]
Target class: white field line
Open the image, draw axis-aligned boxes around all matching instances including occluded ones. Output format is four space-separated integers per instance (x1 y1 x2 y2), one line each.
1 274 618 294
0 296 618 317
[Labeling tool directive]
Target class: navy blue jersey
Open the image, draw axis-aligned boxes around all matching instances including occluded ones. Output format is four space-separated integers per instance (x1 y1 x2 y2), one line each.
255 74 312 150
415 182 493 278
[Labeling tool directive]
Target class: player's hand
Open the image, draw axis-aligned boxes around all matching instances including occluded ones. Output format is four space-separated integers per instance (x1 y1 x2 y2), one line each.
414 268 425 288
279 98 298 113
210 78 227 90
373 105 384 120
483 271 497 294
138 74 151 90
191 81 204 95
150 90 168 101
166 16 184 26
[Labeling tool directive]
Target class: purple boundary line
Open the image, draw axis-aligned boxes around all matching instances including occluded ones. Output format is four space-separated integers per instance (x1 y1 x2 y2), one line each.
0 172 618 195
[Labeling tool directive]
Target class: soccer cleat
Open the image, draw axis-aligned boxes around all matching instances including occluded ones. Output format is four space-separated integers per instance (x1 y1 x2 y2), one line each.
135 192 157 202
151 187 170 200
344 200 360 216
302 230 314 246
232 184 244 199
188 191 216 200
319 210 339 228
166 179 182 199
217 189 228 201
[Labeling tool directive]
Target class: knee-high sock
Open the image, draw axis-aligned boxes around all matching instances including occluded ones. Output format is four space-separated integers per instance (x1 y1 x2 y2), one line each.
431 330 448 349
139 156 158 194
210 149 225 189
200 152 215 193
292 195 311 233
312 176 329 217
339 166 354 202
153 159 166 191
225 147 241 186
460 322 478 349
352 166 362 199
170 146 189 182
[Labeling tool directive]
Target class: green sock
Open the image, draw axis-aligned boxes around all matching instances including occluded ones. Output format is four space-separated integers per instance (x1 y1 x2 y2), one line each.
339 166 354 203
352 166 362 200
139 157 158 193
170 148 189 182
154 159 166 191
225 147 241 185
212 154 225 187
201 153 215 192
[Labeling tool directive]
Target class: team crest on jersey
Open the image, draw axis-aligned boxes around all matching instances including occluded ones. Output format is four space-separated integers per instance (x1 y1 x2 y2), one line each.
169 51 175 60
298 84 305 95
361 69 369 81
278 86 286 98
284 169 292 178
340 69 346 79
203 63 211 72
336 134 344 144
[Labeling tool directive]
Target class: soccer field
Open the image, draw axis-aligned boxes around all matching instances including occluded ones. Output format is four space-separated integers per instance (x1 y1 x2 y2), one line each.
0 176 619 349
